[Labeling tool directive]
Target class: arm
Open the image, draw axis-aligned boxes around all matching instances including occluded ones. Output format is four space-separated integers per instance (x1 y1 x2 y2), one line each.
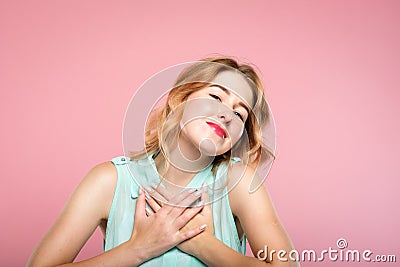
181 164 299 267
28 162 126 266
27 162 206 267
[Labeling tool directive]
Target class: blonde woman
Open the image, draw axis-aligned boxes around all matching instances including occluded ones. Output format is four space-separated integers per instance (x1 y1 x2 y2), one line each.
28 57 298 266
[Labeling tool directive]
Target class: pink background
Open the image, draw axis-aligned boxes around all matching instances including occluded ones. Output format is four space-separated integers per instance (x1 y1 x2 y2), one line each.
1 1 399 266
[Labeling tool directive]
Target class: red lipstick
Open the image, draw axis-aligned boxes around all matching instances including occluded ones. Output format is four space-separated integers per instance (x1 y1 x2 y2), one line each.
206 121 226 138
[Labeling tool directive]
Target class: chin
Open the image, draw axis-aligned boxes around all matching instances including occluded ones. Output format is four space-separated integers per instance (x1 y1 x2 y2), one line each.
196 137 231 156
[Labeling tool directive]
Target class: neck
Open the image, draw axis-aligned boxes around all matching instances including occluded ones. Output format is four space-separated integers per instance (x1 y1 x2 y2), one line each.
154 134 214 187
167 146 212 173
168 133 214 172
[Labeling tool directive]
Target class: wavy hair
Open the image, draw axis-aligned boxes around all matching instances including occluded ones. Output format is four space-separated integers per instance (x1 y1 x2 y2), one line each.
131 57 274 175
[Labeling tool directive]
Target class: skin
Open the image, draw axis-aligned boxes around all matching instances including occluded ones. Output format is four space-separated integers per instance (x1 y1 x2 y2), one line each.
27 164 207 267
150 71 300 266
179 71 252 161
148 165 299 267
28 70 299 266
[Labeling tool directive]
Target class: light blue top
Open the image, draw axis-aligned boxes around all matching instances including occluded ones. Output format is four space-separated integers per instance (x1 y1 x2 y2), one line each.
104 154 246 266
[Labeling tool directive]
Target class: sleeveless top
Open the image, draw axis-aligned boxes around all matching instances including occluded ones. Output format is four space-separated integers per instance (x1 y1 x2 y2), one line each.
104 154 246 266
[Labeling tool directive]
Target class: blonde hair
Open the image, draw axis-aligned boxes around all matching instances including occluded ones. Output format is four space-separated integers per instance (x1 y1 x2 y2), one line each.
131 57 274 175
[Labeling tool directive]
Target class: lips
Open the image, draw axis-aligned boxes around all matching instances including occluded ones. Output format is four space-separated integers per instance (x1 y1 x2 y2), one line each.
206 121 226 138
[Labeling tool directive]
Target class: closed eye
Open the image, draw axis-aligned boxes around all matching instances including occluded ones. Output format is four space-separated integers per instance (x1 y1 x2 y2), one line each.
233 111 244 121
210 94 244 121
209 94 222 101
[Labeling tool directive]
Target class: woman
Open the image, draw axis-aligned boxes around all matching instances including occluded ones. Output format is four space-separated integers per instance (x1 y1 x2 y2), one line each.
28 57 298 266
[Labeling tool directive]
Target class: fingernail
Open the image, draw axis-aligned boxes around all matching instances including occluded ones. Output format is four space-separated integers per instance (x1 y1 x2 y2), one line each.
150 183 158 189
188 188 197 193
145 207 152 215
139 188 143 195
144 186 154 193
144 190 151 199
194 190 202 197
199 224 207 230
196 201 204 207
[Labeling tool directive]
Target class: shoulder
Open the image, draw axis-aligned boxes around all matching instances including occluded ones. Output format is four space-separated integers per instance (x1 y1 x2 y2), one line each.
227 163 270 215
72 160 119 219
228 162 260 194
81 161 117 191
89 160 117 176
26 160 120 266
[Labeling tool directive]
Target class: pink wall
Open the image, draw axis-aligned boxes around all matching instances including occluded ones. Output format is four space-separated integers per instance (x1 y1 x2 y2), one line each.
1 1 399 266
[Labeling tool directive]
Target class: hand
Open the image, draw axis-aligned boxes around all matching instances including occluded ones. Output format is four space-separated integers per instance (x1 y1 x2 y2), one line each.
127 188 206 262
146 186 214 256
177 188 214 255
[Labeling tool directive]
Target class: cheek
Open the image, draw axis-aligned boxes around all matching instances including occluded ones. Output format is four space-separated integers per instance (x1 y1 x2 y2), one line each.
181 99 219 124
181 119 203 135
228 122 245 144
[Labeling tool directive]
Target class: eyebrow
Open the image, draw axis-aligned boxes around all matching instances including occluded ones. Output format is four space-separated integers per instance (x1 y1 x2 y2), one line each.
213 85 250 115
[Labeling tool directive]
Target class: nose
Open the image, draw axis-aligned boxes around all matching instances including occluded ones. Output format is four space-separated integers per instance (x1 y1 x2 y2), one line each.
217 110 233 123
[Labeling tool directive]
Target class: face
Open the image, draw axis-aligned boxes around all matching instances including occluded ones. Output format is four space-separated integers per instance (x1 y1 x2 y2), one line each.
179 70 254 157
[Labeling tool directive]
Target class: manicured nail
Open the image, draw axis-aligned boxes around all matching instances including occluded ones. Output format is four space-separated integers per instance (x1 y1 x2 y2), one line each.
188 188 197 193
199 224 207 230
145 207 152 215
196 201 204 207
144 186 154 193
150 183 159 189
144 190 151 200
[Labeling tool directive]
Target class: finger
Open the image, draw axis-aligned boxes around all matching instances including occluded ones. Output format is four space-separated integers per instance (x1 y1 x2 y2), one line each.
173 202 204 229
144 190 162 212
167 189 202 218
134 188 146 223
200 188 212 215
151 183 174 201
159 188 199 216
201 187 210 204
177 224 207 243
145 207 154 216
148 189 168 207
